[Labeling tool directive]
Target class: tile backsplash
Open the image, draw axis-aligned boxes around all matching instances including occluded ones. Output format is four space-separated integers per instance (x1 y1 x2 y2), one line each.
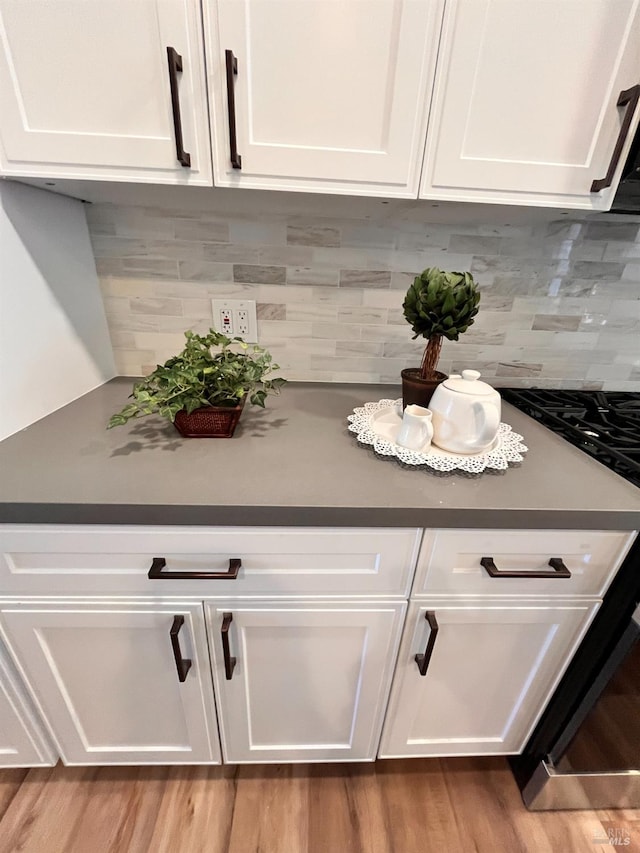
86 202 640 390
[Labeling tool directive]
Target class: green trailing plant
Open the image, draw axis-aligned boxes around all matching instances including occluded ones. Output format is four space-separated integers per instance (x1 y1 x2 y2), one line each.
403 268 481 379
108 329 286 428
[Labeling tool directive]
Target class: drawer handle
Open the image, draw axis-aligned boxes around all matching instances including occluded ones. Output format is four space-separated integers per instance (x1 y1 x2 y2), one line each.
225 49 242 169
221 612 236 680
170 615 192 683
591 84 640 192
480 556 571 579
166 46 191 168
148 557 241 580
414 611 439 677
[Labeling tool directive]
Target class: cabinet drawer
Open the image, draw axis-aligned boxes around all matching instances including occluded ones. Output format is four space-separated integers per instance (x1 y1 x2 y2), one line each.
0 525 421 597
412 529 636 599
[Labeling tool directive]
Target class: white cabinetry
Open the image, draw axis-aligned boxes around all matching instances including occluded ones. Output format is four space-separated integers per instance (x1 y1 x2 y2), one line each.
0 0 211 184
207 602 405 763
0 524 417 766
377 527 632 759
204 0 444 197
379 600 598 758
420 0 640 209
0 638 56 767
0 602 221 765
0 524 633 767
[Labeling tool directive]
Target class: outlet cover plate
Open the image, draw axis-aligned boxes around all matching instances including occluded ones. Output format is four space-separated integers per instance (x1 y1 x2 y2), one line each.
212 299 258 343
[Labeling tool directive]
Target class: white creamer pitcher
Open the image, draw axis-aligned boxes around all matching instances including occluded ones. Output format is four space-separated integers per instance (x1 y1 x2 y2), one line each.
429 370 501 454
395 404 434 452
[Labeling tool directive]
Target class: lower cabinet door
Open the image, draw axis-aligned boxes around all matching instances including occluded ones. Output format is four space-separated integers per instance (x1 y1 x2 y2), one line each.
206 601 406 763
0 602 220 765
378 600 599 758
0 640 56 767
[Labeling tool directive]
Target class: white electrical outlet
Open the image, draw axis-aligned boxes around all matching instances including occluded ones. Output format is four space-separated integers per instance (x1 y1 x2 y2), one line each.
212 299 258 342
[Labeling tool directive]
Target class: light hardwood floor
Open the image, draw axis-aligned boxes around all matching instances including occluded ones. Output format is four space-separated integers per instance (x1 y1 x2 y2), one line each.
0 759 639 853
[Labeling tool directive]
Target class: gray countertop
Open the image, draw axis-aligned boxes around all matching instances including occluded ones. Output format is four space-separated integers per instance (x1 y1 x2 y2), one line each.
0 378 638 530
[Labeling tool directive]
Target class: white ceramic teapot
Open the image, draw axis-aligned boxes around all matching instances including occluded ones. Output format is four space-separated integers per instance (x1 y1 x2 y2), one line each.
429 370 501 454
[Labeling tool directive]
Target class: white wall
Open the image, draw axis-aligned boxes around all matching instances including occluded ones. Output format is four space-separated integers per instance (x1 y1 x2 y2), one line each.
0 181 115 440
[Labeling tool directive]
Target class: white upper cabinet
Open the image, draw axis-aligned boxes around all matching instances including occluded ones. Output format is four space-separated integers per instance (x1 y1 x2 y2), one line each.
0 0 211 184
204 0 444 196
420 0 640 209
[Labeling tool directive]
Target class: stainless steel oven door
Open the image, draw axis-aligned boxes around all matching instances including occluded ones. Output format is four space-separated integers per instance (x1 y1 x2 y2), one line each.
523 604 640 810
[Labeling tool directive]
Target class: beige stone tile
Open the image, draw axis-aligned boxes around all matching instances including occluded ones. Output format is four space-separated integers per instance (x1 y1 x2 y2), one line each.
363 290 405 309
228 220 287 245
338 306 387 325
336 341 384 357
586 363 632 381
286 266 339 287
257 284 312 303
448 235 501 254
495 362 543 377
532 314 581 332
286 303 338 322
234 264 286 284
603 241 640 261
178 261 234 282
584 222 639 241
121 258 180 279
360 324 408 341
101 277 155 298
102 295 130 315
341 225 396 249
311 286 363 305
257 303 286 320
287 225 340 247
173 219 229 243
258 320 312 339
181 299 213 319
339 270 391 288
312 322 360 339
130 297 183 316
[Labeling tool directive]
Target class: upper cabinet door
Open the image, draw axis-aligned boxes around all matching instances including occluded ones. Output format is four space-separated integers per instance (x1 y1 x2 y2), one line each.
205 0 444 197
420 0 640 209
0 0 212 184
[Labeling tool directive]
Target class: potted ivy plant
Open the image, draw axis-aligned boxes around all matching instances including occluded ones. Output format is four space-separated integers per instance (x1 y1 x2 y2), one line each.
107 329 286 437
401 268 480 408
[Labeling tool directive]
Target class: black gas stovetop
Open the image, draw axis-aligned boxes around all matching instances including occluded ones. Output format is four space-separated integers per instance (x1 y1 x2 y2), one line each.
501 389 640 489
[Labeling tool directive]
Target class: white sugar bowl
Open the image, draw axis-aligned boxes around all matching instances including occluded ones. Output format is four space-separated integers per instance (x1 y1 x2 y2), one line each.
429 370 501 455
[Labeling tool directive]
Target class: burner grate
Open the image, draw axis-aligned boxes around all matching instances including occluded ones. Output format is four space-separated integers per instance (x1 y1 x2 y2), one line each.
502 389 640 488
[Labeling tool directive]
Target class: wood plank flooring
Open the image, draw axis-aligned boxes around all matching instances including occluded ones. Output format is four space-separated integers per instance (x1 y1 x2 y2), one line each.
0 759 639 853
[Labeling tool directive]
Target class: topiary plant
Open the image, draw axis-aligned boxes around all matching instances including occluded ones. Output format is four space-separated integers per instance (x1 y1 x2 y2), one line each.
403 268 481 379
108 329 286 429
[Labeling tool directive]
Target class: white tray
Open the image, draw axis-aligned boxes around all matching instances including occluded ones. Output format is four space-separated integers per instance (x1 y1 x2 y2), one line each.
347 399 528 474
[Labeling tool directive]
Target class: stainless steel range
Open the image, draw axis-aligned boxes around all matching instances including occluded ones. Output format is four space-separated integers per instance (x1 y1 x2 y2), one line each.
505 389 640 810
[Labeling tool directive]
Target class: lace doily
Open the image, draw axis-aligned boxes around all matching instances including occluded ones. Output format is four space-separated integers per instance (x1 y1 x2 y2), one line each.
347 399 528 474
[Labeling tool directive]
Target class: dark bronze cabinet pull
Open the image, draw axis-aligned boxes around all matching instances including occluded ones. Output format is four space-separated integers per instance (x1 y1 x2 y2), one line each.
170 615 192 682
414 611 439 677
225 49 242 169
221 612 236 680
166 46 191 168
480 556 571 579
591 84 640 192
148 557 241 580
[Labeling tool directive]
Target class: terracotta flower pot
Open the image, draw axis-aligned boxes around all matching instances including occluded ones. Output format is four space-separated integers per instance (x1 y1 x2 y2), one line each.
400 368 447 410
173 398 245 438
